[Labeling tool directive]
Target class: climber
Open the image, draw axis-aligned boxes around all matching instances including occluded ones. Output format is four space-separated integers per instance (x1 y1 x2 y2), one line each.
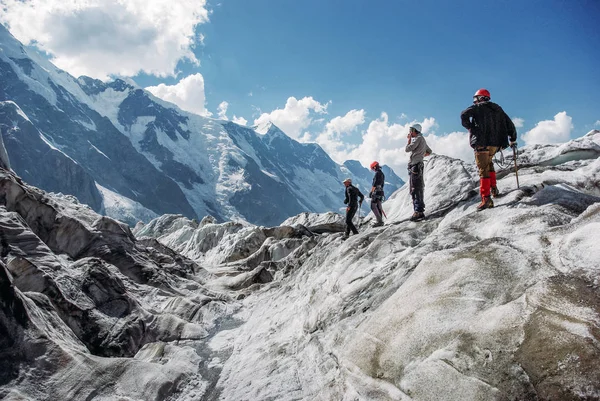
342 178 364 239
369 161 385 227
405 123 432 221
461 88 517 210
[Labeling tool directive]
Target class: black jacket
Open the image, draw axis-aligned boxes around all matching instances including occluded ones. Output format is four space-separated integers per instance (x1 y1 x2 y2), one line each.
461 101 517 149
372 169 385 189
344 185 364 208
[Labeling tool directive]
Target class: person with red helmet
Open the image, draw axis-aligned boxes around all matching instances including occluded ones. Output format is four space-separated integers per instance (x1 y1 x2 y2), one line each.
369 161 385 227
405 123 432 221
461 89 517 210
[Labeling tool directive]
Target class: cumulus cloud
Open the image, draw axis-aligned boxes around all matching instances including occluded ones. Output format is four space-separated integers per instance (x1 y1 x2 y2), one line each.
512 117 524 128
253 96 329 140
232 116 248 126
338 114 441 178
315 112 477 180
0 0 209 79
522 111 573 145
315 109 366 159
217 101 229 120
145 73 210 116
595 120 600 127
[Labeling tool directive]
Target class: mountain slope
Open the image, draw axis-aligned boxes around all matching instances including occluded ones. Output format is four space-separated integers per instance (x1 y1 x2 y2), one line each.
0 25 197 220
0 24 402 227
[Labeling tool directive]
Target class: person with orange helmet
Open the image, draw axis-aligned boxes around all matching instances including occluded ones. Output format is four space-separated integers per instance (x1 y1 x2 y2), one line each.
461 88 517 210
369 161 385 227
405 123 432 221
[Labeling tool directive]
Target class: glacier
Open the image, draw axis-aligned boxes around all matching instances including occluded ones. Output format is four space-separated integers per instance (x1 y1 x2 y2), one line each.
1 131 599 400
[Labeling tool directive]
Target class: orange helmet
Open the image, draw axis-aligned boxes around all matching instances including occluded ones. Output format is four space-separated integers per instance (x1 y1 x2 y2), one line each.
370 161 380 170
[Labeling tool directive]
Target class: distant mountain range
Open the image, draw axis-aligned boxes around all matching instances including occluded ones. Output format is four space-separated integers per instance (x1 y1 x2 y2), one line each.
0 24 403 226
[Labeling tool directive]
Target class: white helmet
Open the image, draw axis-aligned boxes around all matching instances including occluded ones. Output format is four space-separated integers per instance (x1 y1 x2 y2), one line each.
410 123 422 133
342 178 352 184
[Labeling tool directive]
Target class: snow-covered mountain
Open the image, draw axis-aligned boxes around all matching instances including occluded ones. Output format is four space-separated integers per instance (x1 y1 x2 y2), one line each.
0 25 401 227
1 131 599 400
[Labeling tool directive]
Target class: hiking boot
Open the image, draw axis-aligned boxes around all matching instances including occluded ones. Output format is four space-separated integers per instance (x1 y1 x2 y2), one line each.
491 186 500 198
477 196 494 211
341 233 349 240
410 212 425 221
372 221 384 227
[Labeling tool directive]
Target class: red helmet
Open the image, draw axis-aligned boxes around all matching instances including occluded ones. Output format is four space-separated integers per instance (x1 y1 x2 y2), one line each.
370 161 380 170
474 88 491 98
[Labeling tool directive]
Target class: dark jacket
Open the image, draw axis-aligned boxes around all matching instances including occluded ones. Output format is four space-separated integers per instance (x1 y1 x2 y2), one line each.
372 168 385 189
371 168 385 200
461 101 517 149
344 185 364 208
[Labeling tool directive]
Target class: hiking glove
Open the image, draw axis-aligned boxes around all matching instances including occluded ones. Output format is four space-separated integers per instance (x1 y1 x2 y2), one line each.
510 141 517 149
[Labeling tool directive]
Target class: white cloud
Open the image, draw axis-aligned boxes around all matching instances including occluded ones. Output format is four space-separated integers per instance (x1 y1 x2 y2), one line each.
0 0 209 79
217 101 229 120
315 109 366 158
512 117 524 128
339 114 440 178
522 112 573 145
232 116 248 126
315 112 476 180
145 73 210 116
595 120 600 127
423 131 474 164
253 96 329 140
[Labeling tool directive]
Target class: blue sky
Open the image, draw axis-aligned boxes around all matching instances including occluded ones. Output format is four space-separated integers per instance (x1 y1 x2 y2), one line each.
143 0 599 133
1 0 599 171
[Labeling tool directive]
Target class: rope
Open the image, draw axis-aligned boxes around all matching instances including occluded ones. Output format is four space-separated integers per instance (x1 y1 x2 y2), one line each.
493 148 513 172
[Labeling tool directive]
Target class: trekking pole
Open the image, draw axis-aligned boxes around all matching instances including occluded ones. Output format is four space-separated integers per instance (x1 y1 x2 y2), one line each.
512 145 520 189
380 202 387 219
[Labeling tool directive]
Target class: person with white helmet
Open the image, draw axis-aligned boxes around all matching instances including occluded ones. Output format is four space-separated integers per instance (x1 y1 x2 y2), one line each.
461 88 517 210
342 178 364 239
405 123 432 221
369 161 385 227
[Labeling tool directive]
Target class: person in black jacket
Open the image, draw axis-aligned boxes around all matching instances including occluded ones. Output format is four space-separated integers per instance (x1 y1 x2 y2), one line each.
461 88 517 210
342 178 364 239
369 161 385 227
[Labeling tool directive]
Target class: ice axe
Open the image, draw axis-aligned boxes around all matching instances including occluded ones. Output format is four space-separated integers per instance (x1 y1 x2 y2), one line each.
379 201 387 219
512 144 520 189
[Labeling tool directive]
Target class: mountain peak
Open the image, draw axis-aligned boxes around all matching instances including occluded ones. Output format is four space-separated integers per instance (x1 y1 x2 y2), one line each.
0 23 26 58
253 121 275 135
253 121 288 137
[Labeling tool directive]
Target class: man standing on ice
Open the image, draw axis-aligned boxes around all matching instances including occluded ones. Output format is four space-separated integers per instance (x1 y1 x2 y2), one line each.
405 123 432 221
461 89 517 210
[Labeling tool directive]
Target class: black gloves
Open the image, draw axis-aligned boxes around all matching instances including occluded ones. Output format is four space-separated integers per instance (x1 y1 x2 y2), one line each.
344 199 348 205
510 141 518 149
368 191 373 198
